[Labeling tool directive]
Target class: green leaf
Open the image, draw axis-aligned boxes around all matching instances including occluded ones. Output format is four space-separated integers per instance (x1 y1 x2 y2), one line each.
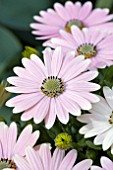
0 26 22 75
98 66 113 87
0 81 10 108
95 0 113 9
86 140 102 150
0 0 51 30
0 106 13 124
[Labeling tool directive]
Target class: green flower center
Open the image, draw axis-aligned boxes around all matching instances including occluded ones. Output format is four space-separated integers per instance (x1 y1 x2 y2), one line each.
0 158 16 169
55 133 72 150
77 43 97 58
109 112 113 124
41 76 64 98
65 19 84 33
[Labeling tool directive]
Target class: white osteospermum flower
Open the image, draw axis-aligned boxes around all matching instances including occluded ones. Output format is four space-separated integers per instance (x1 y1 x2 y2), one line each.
77 86 113 154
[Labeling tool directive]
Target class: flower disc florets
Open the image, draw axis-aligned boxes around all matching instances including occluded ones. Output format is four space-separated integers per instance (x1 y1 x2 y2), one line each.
41 76 64 98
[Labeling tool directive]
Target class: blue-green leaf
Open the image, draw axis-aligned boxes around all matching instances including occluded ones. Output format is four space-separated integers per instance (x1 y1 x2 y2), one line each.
0 26 22 75
0 0 51 30
95 0 113 9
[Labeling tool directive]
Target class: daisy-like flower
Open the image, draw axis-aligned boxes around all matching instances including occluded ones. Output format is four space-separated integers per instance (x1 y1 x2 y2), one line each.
30 1 113 40
91 156 113 170
47 26 113 69
14 143 92 170
0 122 39 169
5 47 100 129
77 86 113 154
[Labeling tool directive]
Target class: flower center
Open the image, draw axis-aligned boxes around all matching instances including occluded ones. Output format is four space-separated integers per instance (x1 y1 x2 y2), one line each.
41 76 64 98
0 158 16 169
109 112 113 124
55 133 72 150
65 19 84 33
77 43 97 58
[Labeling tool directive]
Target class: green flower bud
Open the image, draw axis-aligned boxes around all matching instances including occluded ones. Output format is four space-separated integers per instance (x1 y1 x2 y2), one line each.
22 46 39 58
54 132 72 150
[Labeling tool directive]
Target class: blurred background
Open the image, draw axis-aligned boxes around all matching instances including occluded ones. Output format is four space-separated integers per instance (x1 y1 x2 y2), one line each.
0 0 113 123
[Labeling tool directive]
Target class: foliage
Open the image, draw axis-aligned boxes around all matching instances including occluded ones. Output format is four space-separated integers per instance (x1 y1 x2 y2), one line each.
0 0 113 166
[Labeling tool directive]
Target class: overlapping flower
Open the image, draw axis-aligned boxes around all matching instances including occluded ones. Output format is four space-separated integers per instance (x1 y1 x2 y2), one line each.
2 0 113 169
77 86 113 154
45 26 113 69
91 156 113 170
0 122 39 169
6 47 100 129
14 143 92 170
30 1 113 40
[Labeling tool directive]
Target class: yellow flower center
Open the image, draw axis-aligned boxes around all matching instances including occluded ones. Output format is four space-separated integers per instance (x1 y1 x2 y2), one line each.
65 19 84 33
77 43 97 59
0 158 16 169
41 76 64 98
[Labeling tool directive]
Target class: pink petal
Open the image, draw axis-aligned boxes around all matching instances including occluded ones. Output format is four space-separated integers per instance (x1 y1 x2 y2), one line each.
101 157 113 170
26 146 44 169
6 92 44 113
59 93 81 116
6 86 40 93
73 159 92 170
78 1 92 20
63 91 92 110
51 47 64 76
71 26 85 44
59 55 85 79
75 92 99 103
45 99 56 129
66 81 100 92
0 123 8 158
63 59 90 82
7 77 39 88
14 125 39 156
51 148 65 170
38 144 51 170
22 58 45 81
7 122 17 158
74 2 82 18
65 1 75 19
51 37 75 50
14 154 30 170
54 3 70 20
58 150 77 170
55 98 69 124
43 48 53 76
13 67 37 81
73 70 98 81
85 9 112 25
34 97 50 124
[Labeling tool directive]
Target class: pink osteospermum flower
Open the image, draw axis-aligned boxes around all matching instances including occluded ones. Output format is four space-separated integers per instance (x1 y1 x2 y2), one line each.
77 86 113 154
47 26 113 69
14 144 92 170
6 47 100 129
30 1 113 40
91 156 113 170
0 122 39 169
